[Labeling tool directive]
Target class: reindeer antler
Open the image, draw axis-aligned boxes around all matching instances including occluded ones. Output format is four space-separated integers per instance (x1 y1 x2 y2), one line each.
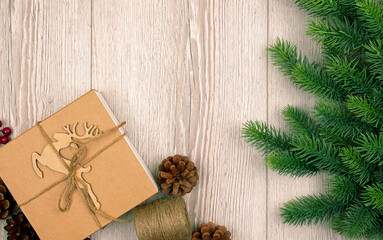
63 123 79 134
63 124 73 135
72 122 103 139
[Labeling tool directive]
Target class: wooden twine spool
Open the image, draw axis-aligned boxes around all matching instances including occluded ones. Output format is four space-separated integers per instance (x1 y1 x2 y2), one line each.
134 197 192 240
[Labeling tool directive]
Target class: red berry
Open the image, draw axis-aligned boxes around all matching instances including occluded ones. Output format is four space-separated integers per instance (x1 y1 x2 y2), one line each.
0 136 9 144
2 127 11 136
0 120 2 128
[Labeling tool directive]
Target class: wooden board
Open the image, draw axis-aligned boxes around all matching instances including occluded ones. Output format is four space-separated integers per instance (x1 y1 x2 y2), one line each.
0 0 345 239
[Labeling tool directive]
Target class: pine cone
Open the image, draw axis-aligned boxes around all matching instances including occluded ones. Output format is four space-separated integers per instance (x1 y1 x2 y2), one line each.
193 222 231 240
0 178 17 219
156 155 199 196
4 212 38 240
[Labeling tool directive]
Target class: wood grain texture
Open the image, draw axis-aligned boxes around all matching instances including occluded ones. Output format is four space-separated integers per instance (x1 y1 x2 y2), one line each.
0 0 345 239
0 0 91 238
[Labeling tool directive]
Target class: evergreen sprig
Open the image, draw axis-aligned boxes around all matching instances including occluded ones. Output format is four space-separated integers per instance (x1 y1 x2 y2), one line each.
242 120 291 154
292 134 347 174
280 193 347 225
242 0 383 238
307 17 367 56
356 0 383 38
324 55 377 95
363 183 383 210
266 150 319 177
331 202 381 239
282 105 320 137
313 100 375 142
347 96 383 127
294 0 357 18
339 147 374 186
365 39 383 80
328 175 359 203
356 133 383 166
267 39 346 101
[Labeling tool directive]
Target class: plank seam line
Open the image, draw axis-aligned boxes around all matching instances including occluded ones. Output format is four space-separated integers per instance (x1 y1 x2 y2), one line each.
90 0 93 88
266 0 270 239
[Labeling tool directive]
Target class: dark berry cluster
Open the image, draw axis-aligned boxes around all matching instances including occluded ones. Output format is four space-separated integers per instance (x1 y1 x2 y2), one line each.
0 120 11 145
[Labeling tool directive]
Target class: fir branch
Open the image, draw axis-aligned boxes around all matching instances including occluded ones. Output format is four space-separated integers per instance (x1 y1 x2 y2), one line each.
368 89 383 111
373 167 383 185
356 133 383 166
280 193 346 225
347 96 383 128
363 184 383 211
340 147 374 186
365 39 383 80
265 150 319 177
292 134 347 174
356 0 383 38
241 120 291 155
319 128 350 147
295 0 357 18
313 101 374 142
282 105 320 137
268 38 346 101
328 175 359 203
364 226 383 240
324 55 377 95
307 17 367 56
331 202 381 239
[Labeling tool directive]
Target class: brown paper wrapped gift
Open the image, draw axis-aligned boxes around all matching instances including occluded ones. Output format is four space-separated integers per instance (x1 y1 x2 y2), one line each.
0 90 158 240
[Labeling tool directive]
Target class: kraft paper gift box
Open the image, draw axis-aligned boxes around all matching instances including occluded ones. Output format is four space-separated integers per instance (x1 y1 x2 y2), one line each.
0 90 158 240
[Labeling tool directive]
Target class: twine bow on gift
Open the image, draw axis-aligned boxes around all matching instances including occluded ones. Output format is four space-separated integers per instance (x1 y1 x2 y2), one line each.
18 121 133 228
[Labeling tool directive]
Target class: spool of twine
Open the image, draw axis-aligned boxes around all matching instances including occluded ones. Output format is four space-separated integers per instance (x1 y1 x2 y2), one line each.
134 197 192 240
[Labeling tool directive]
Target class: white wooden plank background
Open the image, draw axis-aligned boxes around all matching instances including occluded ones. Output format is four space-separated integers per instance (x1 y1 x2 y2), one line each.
0 0 346 239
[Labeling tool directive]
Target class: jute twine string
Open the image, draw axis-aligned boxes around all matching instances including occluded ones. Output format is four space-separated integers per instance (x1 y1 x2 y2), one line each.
134 197 192 240
18 121 133 228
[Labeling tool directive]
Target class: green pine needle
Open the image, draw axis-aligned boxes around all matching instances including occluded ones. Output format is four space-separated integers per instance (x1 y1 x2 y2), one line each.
313 100 375 141
347 95 383 127
356 0 383 38
327 175 359 203
282 105 320 137
307 17 366 56
292 134 347 174
339 147 374 186
356 133 383 166
295 0 357 18
281 193 347 226
324 55 378 95
365 39 383 80
331 202 380 239
363 184 383 211
265 150 319 177
241 120 291 155
267 38 346 101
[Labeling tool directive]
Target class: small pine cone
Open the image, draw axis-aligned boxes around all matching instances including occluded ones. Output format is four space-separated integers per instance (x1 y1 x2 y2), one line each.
192 222 231 240
0 178 17 219
156 155 199 196
4 212 39 240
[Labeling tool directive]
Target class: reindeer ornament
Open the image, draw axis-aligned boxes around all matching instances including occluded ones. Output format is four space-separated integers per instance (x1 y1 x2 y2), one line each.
32 123 102 209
